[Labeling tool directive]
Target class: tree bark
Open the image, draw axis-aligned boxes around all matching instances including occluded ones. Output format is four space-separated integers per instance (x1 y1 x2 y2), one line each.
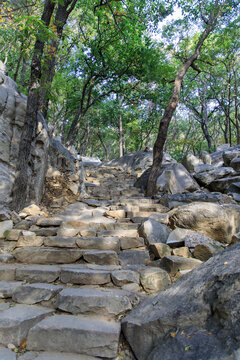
11 0 55 211
119 113 124 157
146 7 220 196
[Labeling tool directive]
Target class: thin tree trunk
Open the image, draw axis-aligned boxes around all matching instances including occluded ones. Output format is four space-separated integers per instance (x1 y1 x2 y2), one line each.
97 133 109 161
11 0 55 211
119 113 124 157
146 8 219 196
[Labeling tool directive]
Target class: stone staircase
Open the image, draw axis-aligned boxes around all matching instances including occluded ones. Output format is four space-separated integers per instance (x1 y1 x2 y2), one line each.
0 166 170 359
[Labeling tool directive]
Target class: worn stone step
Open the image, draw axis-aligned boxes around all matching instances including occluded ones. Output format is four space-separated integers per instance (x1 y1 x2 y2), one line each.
0 281 22 298
12 283 63 305
0 265 18 281
27 352 99 360
119 250 150 266
44 236 77 248
60 267 111 285
16 265 60 283
97 229 138 237
0 304 53 347
76 236 120 252
56 288 132 317
13 247 83 264
83 250 119 266
27 314 121 358
120 236 145 250
127 211 165 218
36 218 62 227
34 228 59 237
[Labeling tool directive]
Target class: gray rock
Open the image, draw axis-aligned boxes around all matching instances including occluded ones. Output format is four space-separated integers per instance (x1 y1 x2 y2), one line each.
0 220 13 238
210 175 240 192
33 352 99 360
182 153 202 172
0 281 22 298
166 228 192 248
27 315 121 358
83 250 119 266
169 202 240 243
36 218 62 227
60 268 111 285
43 236 77 248
0 265 17 281
0 304 53 346
159 191 235 209
76 236 120 252
160 256 202 275
149 243 171 258
56 288 132 317
194 167 235 186
230 156 240 171
122 244 240 360
119 250 150 266
228 182 240 202
223 149 240 166
13 247 82 264
120 236 144 250
0 347 16 360
148 327 232 360
140 268 171 294
139 219 171 245
16 265 60 283
111 270 139 286
193 242 223 261
12 283 63 305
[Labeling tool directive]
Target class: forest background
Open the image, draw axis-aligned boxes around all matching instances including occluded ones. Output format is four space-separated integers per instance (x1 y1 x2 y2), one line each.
0 0 239 164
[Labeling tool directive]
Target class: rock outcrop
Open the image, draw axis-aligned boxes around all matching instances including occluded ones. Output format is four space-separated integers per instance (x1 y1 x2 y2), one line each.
122 244 240 360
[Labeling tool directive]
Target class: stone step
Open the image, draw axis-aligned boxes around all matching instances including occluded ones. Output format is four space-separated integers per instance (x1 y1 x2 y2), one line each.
82 250 119 266
26 314 121 358
0 281 23 299
119 250 150 266
13 247 83 264
127 211 165 218
12 283 63 305
56 288 132 317
0 265 19 281
16 265 61 283
76 236 120 253
97 229 139 237
24 352 99 360
0 304 54 347
60 267 111 285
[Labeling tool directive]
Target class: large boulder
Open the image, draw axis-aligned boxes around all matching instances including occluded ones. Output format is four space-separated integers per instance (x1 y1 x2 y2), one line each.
182 153 202 173
194 167 236 187
159 190 235 209
169 202 240 243
135 163 199 194
106 149 175 172
122 243 240 360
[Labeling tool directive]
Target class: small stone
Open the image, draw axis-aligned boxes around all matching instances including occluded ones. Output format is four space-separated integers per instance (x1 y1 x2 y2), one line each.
17 232 43 247
160 256 202 275
140 268 171 294
4 229 21 241
193 243 222 261
173 247 191 258
20 205 42 217
0 221 13 238
68 183 79 195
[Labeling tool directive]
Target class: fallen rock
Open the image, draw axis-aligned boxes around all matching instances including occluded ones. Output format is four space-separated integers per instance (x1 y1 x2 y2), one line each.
139 219 171 246
159 256 202 275
169 202 240 243
122 243 240 360
140 268 171 294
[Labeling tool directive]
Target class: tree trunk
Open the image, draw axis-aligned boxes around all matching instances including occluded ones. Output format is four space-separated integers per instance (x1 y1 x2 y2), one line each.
11 0 55 211
119 113 124 157
97 133 109 161
39 0 77 119
146 11 219 196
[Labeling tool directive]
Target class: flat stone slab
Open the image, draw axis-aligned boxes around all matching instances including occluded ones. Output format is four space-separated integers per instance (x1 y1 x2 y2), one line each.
27 315 121 358
83 250 119 266
119 250 150 266
0 304 54 346
0 347 16 360
36 218 62 227
13 248 82 264
76 236 120 252
56 288 132 316
16 265 60 283
34 228 58 237
111 270 140 286
43 237 77 248
160 256 203 275
0 265 17 281
12 283 63 305
97 229 138 237
60 268 111 285
120 237 144 250
33 352 98 360
0 281 22 298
